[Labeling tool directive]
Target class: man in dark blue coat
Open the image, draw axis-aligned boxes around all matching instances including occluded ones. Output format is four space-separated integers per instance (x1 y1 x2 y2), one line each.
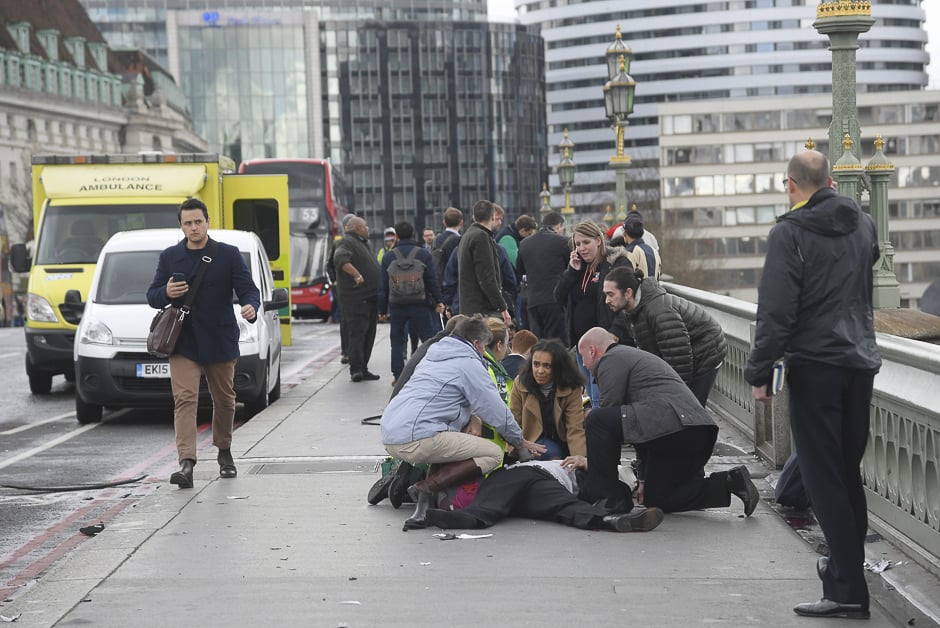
377 221 445 384
745 150 881 620
147 198 260 488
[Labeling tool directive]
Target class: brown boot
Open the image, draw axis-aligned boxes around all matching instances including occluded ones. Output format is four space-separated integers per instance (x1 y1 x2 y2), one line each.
403 459 480 531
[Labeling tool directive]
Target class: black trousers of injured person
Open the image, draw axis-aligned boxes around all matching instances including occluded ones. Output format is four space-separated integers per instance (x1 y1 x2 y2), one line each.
584 408 731 513
436 465 609 529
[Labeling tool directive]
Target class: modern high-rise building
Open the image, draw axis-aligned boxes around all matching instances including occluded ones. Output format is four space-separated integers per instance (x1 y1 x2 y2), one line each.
80 0 548 231
516 0 929 218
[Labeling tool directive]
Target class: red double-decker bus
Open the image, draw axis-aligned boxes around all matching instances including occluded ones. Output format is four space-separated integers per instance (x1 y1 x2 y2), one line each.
239 158 349 320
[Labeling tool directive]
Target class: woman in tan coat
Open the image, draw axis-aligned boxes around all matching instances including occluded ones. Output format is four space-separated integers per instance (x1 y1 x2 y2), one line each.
510 339 587 458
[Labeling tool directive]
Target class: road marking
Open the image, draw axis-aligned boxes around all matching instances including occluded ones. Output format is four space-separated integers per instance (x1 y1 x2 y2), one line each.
282 345 341 381
0 423 99 471
0 352 22 360
0 412 75 436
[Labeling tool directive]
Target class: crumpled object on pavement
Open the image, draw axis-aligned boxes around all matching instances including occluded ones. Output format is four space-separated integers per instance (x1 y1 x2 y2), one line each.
864 558 892 573
432 533 493 541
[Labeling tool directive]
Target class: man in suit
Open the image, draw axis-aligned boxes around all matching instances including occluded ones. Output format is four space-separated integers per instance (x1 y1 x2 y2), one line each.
147 197 260 488
745 150 881 620
517 212 569 343
576 327 759 517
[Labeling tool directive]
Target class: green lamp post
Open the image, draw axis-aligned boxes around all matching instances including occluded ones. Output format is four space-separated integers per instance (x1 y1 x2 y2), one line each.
557 129 576 216
603 25 637 218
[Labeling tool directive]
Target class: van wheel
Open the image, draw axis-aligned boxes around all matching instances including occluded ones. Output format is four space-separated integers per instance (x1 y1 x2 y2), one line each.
244 362 270 418
26 355 53 394
75 394 103 424
268 364 281 403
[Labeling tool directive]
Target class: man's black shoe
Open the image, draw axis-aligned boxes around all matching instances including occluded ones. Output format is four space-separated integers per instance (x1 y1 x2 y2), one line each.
728 465 760 516
793 599 869 619
170 459 195 489
340 354 349 364
817 556 829 580
388 461 414 509
218 449 237 478
601 506 664 532
361 371 381 381
350 371 364 382
367 473 394 505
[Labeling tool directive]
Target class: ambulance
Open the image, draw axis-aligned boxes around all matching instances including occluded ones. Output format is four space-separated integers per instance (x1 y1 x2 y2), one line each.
9 153 291 394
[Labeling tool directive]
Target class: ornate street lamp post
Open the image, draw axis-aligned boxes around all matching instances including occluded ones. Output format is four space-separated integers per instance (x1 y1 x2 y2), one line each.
604 26 636 217
539 183 552 218
557 129 575 216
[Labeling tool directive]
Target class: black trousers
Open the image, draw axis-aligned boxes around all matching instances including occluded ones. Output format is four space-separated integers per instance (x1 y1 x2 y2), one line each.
527 303 568 345
689 365 720 408
341 297 377 373
788 364 874 607
452 466 608 529
584 408 729 513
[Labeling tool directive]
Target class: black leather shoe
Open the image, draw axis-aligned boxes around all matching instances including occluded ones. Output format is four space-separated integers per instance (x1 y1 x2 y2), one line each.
170 459 195 489
601 506 664 532
367 473 394 505
793 599 869 619
817 556 829 580
218 449 237 478
361 371 381 381
340 354 349 364
388 461 414 509
728 465 760 516
350 371 364 382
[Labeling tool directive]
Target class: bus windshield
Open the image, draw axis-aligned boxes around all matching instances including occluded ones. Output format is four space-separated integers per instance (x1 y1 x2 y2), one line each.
36 204 180 265
290 227 331 287
241 161 326 228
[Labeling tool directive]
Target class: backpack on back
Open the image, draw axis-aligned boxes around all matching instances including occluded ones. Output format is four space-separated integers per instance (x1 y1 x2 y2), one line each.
431 232 457 285
388 247 427 305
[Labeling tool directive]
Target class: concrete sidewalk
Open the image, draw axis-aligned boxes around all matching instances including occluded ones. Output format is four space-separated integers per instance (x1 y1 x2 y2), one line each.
1 326 935 627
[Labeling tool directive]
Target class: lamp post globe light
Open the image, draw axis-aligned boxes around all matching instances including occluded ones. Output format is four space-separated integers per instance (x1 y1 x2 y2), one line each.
539 182 552 217
603 25 636 218
557 128 576 216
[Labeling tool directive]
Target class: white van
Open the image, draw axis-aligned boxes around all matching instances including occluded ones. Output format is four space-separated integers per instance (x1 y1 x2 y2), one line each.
72 229 288 424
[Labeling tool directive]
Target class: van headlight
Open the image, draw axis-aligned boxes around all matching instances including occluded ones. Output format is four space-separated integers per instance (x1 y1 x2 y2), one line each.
27 293 59 323
238 317 258 343
80 319 114 345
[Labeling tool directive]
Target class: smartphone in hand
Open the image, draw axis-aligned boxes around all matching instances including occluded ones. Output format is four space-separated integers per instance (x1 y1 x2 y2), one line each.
171 272 186 283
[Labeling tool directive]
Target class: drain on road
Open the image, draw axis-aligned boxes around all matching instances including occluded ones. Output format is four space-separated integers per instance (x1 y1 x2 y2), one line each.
248 457 383 475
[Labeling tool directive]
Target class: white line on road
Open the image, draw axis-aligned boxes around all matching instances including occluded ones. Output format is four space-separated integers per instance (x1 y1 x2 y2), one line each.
0 351 23 360
281 346 340 382
0 423 99 471
0 412 75 436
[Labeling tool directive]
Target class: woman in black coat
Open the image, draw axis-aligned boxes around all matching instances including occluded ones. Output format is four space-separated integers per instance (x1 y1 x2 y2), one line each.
553 221 633 405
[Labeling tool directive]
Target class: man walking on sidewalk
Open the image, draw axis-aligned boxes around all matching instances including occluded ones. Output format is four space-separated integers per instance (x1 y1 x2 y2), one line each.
147 198 260 487
745 150 881 620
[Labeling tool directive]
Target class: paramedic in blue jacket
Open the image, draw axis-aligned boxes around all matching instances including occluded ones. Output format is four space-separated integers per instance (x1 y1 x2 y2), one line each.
381 315 545 531
147 198 260 490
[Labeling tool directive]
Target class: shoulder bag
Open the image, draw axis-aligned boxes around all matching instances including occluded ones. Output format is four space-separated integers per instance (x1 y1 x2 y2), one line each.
147 247 214 358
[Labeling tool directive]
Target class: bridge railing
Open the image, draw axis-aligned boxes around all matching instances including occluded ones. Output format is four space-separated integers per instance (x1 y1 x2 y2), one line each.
665 282 940 575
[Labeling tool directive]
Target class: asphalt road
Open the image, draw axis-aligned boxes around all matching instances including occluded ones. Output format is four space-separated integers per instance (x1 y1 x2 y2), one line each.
0 320 341 600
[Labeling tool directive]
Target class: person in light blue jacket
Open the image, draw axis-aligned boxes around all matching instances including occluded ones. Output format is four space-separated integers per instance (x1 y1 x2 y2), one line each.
382 315 545 531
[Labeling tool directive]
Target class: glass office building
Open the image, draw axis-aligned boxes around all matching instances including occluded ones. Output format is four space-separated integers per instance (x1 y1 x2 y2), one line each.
80 1 547 230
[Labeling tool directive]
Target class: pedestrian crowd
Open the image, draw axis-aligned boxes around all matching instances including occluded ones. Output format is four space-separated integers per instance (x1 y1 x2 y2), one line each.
362 151 882 619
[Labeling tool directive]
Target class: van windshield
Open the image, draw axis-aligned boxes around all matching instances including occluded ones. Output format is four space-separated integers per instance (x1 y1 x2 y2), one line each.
36 203 180 265
96 251 163 305
97 251 255 305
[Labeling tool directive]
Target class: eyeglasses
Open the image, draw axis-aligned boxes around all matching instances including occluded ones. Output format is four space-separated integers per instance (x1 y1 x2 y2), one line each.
781 176 798 187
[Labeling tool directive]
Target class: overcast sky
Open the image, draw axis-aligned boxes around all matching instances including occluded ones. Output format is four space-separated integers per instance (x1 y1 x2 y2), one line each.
487 1 940 87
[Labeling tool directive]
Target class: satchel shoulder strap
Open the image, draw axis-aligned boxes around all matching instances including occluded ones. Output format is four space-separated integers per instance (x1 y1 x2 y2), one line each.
180 240 215 311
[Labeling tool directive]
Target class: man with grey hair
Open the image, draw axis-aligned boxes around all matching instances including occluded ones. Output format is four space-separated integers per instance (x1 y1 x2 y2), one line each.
381 315 545 530
574 327 758 518
333 216 381 382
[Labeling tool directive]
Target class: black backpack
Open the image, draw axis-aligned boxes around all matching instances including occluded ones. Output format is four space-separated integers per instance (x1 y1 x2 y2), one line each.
387 248 427 305
431 232 457 286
